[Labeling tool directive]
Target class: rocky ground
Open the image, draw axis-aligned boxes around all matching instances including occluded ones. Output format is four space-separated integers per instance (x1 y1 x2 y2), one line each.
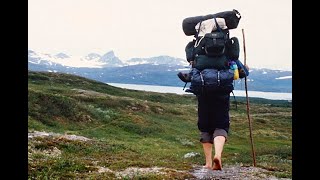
189 165 291 180
28 131 291 179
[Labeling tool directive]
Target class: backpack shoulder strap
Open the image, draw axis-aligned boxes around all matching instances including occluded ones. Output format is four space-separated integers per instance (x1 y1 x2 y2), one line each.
194 21 206 48
213 18 229 40
195 21 202 39
213 18 222 32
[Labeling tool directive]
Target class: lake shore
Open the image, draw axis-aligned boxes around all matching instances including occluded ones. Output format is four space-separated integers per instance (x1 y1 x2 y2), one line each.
107 83 292 100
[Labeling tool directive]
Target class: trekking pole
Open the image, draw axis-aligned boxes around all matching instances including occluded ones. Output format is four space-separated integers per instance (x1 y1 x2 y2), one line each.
242 28 257 167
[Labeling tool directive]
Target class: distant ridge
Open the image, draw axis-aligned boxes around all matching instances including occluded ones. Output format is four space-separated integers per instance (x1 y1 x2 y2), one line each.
28 49 292 93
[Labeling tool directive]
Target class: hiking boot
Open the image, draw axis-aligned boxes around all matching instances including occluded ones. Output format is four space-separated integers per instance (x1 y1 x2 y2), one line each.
177 72 191 82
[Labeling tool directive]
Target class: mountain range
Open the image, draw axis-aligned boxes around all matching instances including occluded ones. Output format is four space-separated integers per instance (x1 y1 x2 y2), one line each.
28 50 292 93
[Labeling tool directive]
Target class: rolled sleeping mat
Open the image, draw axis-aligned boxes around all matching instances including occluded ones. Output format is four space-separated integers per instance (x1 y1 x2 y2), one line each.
182 9 241 36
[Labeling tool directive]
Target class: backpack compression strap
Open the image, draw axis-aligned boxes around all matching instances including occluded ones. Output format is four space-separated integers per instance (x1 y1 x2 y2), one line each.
213 18 222 32
231 90 238 110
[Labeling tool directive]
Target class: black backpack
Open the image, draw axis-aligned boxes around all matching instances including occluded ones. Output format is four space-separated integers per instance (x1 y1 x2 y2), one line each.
185 18 230 63
202 31 228 57
225 37 240 60
194 18 229 57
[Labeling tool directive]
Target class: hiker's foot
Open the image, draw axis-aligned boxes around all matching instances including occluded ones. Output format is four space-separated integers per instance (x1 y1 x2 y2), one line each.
212 156 222 170
203 165 212 169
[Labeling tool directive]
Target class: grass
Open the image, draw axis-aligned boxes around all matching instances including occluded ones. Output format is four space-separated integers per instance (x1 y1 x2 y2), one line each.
28 71 292 179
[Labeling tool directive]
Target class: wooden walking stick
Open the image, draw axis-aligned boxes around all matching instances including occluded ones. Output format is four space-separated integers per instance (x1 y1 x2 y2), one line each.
242 28 257 167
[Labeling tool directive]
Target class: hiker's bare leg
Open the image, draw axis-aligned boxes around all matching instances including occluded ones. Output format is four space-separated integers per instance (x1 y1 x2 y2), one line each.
202 143 213 168
213 135 226 170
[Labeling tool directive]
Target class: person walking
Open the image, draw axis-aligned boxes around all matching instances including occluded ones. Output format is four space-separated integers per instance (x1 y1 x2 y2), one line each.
197 63 249 170
179 9 248 170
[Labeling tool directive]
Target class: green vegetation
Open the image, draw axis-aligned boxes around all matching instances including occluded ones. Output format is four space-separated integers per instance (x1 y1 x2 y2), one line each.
28 71 292 179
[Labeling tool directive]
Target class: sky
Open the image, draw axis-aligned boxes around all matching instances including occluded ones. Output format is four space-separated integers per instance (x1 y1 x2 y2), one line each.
28 0 292 70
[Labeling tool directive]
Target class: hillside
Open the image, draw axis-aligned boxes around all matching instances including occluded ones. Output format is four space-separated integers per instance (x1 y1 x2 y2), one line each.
28 70 292 179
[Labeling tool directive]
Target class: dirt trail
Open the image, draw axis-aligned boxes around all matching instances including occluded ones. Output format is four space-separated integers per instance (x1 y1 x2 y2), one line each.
189 165 291 180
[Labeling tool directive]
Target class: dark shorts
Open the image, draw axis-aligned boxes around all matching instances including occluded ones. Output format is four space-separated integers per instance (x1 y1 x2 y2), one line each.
197 93 230 133
200 128 228 144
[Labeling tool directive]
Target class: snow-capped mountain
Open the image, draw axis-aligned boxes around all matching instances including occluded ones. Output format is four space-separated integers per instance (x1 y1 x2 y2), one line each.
84 53 101 60
28 50 188 68
28 49 292 93
28 50 115 68
99 51 124 67
28 50 62 66
54 53 70 59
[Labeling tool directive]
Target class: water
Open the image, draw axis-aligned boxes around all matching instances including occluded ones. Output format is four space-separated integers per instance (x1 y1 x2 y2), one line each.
107 83 292 100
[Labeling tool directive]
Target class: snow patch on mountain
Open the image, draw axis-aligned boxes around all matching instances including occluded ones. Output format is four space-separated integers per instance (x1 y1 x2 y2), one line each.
175 68 190 71
125 56 188 66
54 53 70 59
275 76 292 80
84 53 101 60
28 50 118 68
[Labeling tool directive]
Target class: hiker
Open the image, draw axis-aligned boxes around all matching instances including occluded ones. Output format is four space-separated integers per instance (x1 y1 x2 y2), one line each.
179 10 249 170
198 64 249 170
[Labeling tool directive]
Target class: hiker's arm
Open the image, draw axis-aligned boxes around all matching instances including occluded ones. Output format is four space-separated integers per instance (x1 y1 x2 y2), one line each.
244 64 249 71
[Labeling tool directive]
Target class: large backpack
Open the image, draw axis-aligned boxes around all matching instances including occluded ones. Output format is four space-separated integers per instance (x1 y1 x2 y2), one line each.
179 10 248 96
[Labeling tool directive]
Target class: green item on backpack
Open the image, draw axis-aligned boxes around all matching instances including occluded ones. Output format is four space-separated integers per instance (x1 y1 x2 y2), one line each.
193 54 229 71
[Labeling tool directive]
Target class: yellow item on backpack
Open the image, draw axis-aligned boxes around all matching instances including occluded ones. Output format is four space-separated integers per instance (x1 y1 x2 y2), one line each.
230 61 239 80
233 67 239 80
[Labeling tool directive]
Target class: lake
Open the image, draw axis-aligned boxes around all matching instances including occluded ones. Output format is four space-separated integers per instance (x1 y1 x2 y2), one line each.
107 83 292 101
